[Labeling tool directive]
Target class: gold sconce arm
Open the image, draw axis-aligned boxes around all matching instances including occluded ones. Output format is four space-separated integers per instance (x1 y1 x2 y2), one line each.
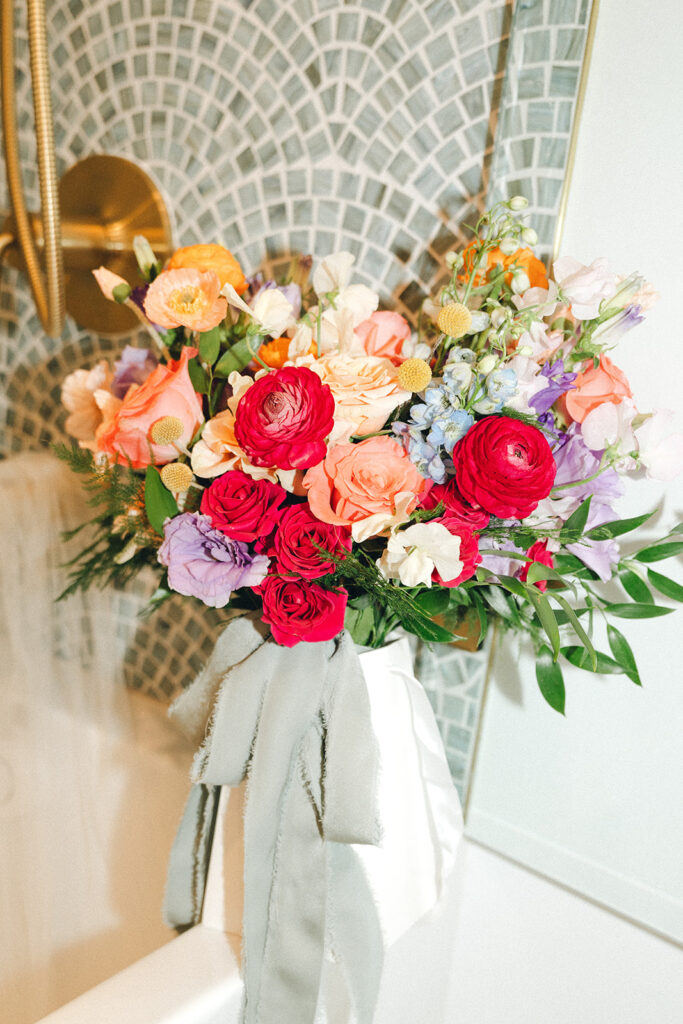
2 0 65 337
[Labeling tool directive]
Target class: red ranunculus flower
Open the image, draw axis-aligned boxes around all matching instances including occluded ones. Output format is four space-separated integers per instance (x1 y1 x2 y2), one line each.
200 469 286 543
272 504 351 579
234 365 335 469
519 539 554 591
432 525 481 588
259 575 348 647
420 477 490 531
452 416 556 519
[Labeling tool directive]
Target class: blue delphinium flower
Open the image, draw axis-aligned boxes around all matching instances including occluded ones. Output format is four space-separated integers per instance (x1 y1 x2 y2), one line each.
427 409 474 455
393 421 447 482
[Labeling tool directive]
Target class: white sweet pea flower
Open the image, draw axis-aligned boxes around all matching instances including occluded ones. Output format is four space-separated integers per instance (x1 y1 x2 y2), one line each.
351 492 415 543
221 283 295 336
634 410 683 481
377 522 463 588
512 280 559 318
313 251 355 295
581 397 638 467
552 256 617 320
502 354 545 414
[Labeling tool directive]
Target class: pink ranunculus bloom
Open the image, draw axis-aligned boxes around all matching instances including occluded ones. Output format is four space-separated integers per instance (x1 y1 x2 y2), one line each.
143 267 227 332
233 365 335 470
303 435 427 531
258 574 348 647
354 310 412 364
432 525 481 588
95 346 203 469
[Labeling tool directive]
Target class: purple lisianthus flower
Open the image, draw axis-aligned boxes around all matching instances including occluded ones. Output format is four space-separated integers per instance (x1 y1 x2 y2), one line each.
158 513 269 608
253 280 302 319
111 345 158 399
529 359 577 415
552 424 623 505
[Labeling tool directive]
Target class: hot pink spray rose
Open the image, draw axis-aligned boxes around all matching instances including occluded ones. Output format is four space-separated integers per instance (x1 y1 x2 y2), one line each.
451 416 556 520
234 365 335 469
271 504 351 579
200 470 287 543
258 575 348 647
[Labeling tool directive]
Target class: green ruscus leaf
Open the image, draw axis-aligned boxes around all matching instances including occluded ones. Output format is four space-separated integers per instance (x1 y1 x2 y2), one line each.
606 624 642 686
536 646 566 714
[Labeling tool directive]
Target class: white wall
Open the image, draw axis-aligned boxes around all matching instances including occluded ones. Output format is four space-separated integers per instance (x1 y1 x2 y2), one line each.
467 0 683 944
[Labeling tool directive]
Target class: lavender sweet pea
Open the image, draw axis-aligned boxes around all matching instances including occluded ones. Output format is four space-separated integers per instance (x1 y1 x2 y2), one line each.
159 513 269 608
529 359 577 416
111 345 158 399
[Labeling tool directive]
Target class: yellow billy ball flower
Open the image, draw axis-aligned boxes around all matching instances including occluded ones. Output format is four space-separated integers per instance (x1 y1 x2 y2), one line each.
397 358 432 393
150 416 185 445
160 462 194 493
436 302 472 339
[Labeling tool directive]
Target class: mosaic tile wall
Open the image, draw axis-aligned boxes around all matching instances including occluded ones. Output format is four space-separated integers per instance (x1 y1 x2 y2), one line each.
0 0 594 803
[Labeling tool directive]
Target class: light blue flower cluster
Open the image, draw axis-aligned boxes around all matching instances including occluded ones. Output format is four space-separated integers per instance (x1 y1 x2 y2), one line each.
393 348 519 482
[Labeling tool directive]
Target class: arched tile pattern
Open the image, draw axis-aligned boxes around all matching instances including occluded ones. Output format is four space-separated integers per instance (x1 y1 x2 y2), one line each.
0 0 593 800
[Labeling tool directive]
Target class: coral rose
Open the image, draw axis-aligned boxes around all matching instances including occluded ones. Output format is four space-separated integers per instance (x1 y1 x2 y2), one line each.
303 435 427 533
303 353 412 441
96 346 203 469
354 311 412 364
460 243 548 289
167 243 247 294
143 268 227 332
451 415 556 520
200 470 286 543
561 354 632 424
233 365 335 470
271 503 351 579
259 575 348 647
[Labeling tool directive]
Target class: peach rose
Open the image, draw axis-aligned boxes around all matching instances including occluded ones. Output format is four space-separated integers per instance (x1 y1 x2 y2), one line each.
354 311 412 364
303 436 427 536
561 354 632 424
143 268 227 332
167 244 247 294
301 354 411 442
96 347 203 469
191 408 278 481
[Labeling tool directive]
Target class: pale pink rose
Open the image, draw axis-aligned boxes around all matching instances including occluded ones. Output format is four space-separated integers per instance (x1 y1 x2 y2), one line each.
143 268 227 332
300 353 411 442
355 311 412 364
95 347 203 469
303 435 427 533
61 361 113 441
553 256 617 320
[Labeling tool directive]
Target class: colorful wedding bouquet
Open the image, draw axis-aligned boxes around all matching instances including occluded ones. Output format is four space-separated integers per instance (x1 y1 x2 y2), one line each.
57 198 683 710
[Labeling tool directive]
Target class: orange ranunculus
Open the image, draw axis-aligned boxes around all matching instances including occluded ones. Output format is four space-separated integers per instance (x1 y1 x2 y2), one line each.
167 244 247 294
561 354 632 424
460 242 548 290
258 336 294 369
96 347 204 469
303 435 427 532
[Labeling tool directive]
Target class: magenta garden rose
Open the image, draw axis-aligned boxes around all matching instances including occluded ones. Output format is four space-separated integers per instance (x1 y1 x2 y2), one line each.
451 416 556 519
200 470 287 543
233 365 335 469
271 504 351 579
258 575 348 647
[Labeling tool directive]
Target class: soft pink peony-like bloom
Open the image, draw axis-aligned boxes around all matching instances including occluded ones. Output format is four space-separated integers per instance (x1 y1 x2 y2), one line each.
553 256 616 320
143 268 227 332
61 361 113 441
96 346 203 469
233 365 335 470
301 353 411 441
354 311 412 364
303 435 427 532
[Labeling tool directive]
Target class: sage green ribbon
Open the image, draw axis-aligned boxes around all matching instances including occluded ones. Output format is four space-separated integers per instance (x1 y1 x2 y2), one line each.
164 615 385 1023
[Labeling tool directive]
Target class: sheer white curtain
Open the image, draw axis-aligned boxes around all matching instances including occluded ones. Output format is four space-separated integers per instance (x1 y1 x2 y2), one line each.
0 454 185 1022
